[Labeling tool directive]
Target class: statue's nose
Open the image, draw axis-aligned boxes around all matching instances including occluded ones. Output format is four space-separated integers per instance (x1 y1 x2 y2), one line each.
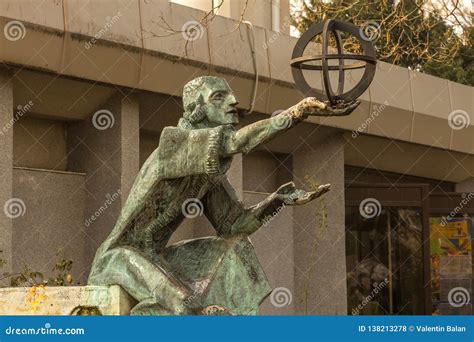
229 94 238 106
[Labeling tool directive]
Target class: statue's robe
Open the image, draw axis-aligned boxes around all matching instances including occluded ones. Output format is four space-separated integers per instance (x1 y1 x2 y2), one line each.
88 125 271 315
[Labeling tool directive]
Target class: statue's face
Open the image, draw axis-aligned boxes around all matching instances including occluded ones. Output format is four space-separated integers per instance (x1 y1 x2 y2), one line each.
202 79 239 126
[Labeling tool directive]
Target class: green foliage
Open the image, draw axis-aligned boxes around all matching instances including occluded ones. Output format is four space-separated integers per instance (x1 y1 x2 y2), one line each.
47 255 74 286
8 265 44 287
0 250 74 287
70 305 103 315
291 0 473 86
303 175 328 314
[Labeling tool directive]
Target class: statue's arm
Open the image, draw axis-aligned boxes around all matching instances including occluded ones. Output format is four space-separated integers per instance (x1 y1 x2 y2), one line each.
228 182 330 236
203 178 330 236
222 98 359 156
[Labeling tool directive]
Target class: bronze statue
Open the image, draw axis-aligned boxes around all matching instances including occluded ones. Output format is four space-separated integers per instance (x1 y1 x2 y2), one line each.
88 76 359 315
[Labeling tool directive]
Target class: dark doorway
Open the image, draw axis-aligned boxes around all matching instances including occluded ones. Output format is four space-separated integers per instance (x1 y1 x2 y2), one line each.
345 183 430 315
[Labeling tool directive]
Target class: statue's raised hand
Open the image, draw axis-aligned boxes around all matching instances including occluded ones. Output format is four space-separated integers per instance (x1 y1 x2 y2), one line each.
292 97 360 117
275 181 331 206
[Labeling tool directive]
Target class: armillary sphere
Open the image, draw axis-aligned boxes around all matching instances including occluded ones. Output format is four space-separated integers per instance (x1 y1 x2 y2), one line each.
290 19 377 105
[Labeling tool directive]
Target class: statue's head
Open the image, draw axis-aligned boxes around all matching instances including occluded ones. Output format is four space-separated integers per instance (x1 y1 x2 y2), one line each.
181 76 239 128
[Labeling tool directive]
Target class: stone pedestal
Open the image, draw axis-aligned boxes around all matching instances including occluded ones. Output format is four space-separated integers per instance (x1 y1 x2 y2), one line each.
0 285 135 315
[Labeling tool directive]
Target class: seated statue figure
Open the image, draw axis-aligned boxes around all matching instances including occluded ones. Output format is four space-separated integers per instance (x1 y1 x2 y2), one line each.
88 76 359 315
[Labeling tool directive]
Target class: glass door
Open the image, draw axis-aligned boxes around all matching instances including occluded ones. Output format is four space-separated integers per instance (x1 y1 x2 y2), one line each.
345 184 430 315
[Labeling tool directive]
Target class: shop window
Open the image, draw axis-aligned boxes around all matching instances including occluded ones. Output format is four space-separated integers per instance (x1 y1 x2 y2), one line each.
345 184 474 315
429 194 474 315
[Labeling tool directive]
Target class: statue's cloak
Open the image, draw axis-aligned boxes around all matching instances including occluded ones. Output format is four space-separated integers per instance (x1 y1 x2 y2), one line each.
88 125 271 315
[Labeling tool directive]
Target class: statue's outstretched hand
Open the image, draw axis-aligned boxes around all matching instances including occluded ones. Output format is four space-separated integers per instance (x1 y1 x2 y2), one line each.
275 181 331 206
294 97 360 117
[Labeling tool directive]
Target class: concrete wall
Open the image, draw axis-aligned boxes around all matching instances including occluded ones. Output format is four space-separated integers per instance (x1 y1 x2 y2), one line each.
456 178 474 193
67 93 140 273
13 116 67 171
12 167 87 284
0 67 13 275
241 151 295 314
243 150 293 193
245 191 295 315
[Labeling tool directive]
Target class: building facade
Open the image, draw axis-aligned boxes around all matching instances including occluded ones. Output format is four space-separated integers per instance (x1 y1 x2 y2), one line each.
0 0 473 315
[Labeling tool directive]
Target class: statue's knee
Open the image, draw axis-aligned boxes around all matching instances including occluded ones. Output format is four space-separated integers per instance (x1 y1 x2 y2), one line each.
225 236 253 250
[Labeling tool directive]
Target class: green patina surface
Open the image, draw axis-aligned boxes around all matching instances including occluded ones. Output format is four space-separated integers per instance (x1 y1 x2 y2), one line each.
88 76 358 315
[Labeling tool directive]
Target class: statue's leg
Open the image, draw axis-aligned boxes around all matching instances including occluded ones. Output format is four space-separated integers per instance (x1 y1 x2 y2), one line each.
163 236 272 315
88 246 190 315
129 298 172 315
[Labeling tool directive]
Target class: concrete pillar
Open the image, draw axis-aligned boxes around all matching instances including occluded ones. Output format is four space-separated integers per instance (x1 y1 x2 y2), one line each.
456 178 474 193
0 68 13 275
292 133 347 315
67 93 139 274
118 97 140 205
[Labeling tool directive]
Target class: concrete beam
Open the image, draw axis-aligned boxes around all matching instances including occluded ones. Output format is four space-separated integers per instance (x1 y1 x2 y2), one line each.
456 178 474 193
344 133 474 183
